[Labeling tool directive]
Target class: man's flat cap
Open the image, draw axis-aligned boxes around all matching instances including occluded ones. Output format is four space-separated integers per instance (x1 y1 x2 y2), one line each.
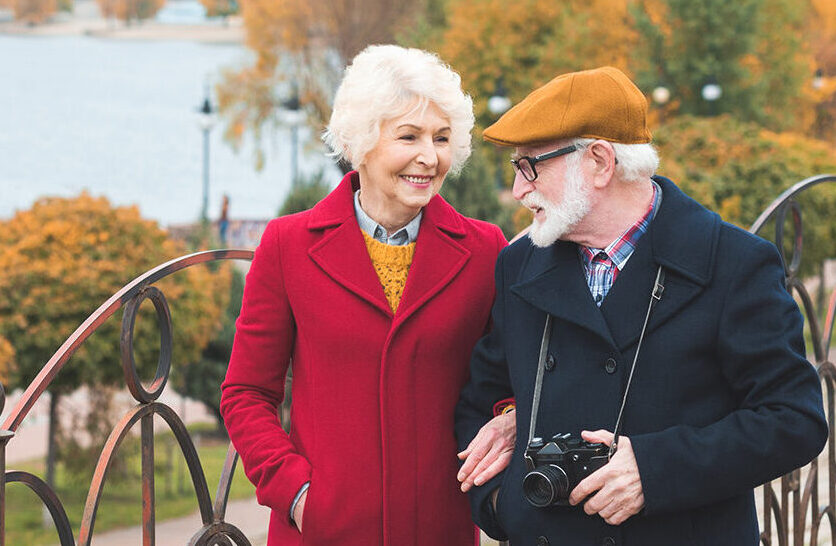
483 66 652 147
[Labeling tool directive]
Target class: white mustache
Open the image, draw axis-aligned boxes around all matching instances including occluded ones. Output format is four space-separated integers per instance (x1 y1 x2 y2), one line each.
521 191 549 211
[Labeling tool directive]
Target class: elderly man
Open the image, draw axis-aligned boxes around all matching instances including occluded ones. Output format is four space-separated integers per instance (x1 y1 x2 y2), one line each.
454 66 827 545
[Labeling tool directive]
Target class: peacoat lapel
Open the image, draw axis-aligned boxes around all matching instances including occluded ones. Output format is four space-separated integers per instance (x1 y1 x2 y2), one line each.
511 240 618 349
392 193 471 328
509 176 721 352
307 172 393 317
600 176 720 351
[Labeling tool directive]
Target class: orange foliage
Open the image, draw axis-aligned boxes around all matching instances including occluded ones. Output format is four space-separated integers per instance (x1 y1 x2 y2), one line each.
434 0 638 125
0 193 230 392
96 0 164 22
0 336 13 386
12 0 57 24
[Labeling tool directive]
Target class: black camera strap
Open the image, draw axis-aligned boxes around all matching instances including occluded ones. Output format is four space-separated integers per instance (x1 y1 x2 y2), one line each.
526 265 666 469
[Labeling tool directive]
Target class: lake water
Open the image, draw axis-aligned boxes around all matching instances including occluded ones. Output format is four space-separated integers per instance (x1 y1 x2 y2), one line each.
0 33 338 226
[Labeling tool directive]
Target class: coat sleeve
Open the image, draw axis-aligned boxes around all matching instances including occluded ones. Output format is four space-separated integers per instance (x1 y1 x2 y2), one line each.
220 219 312 521
455 246 514 541
631 236 828 515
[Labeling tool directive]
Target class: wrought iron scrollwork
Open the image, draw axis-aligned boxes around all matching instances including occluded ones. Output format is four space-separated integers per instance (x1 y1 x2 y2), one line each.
750 174 836 546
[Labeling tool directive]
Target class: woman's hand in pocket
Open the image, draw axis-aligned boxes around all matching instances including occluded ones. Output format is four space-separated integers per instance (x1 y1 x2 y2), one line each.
293 489 308 533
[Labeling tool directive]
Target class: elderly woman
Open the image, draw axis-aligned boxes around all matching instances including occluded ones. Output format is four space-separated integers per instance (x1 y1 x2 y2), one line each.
220 45 510 545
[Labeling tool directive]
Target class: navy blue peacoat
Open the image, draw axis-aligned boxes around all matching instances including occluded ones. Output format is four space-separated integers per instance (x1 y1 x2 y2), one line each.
455 176 828 546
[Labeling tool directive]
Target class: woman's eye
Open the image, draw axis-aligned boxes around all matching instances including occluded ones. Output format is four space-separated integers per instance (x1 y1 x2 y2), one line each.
435 136 450 143
399 134 416 141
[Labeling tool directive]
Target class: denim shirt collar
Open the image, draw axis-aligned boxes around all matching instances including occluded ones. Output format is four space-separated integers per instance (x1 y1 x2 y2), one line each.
354 190 422 246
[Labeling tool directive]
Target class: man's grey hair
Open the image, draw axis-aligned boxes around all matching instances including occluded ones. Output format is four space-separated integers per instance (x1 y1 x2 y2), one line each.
571 138 659 182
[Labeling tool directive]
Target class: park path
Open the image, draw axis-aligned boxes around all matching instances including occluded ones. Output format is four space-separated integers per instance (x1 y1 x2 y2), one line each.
77 496 501 546
76 496 270 546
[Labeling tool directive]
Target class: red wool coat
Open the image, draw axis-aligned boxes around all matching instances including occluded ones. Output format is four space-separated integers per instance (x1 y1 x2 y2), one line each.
220 172 507 546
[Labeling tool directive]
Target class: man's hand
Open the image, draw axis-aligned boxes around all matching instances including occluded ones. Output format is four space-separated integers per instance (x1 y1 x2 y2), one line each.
457 411 516 492
568 430 644 526
292 489 307 533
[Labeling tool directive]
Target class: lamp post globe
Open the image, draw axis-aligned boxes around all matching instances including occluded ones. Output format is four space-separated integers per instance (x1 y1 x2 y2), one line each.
652 85 670 105
813 68 825 91
701 83 722 102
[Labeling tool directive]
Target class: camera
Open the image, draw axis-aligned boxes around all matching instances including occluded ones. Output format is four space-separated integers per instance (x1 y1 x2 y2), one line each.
522 433 609 507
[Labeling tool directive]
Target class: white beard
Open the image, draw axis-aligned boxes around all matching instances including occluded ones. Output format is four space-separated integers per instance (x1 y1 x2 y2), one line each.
522 161 590 248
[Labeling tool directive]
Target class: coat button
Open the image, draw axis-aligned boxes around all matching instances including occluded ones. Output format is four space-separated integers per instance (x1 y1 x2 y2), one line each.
545 354 556 371
605 358 617 374
601 537 616 546
536 536 549 546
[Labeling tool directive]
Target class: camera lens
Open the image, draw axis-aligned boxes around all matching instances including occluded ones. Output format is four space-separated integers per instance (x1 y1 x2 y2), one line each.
523 465 569 507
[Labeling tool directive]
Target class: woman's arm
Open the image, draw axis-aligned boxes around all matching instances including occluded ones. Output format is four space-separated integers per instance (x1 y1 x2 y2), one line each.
220 220 312 523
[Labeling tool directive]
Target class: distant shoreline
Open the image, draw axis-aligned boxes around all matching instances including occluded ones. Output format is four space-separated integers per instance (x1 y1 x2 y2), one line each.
0 0 244 44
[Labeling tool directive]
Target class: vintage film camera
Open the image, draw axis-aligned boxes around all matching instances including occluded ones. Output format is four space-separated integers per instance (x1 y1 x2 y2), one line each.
522 433 609 507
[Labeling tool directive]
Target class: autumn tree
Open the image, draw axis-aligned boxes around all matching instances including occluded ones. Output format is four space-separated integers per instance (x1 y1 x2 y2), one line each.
631 0 818 131
217 0 421 171
96 0 164 24
199 0 238 19
654 115 836 279
12 0 57 24
0 193 230 486
417 0 639 127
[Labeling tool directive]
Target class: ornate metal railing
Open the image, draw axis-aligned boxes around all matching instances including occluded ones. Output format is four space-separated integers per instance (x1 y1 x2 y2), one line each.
0 175 834 546
751 174 836 546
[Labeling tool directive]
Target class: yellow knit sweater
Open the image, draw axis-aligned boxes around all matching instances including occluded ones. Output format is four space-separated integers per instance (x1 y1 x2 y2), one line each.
362 230 416 312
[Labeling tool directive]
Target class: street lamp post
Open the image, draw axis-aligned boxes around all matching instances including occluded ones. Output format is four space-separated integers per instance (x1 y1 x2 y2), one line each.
280 86 305 189
196 83 216 223
488 78 512 190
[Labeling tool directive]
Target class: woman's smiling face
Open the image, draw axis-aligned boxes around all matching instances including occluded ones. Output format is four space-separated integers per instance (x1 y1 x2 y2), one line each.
357 101 452 229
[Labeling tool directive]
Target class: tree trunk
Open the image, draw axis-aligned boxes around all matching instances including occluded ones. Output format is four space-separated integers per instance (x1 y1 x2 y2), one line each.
42 391 59 528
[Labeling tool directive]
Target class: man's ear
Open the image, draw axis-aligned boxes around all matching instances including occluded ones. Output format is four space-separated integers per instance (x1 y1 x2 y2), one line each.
585 140 617 189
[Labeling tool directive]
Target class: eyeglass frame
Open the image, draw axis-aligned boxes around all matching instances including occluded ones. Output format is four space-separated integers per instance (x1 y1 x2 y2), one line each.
510 144 579 182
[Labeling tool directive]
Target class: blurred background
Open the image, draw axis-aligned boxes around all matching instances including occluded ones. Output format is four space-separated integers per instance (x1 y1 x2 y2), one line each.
1 0 835 544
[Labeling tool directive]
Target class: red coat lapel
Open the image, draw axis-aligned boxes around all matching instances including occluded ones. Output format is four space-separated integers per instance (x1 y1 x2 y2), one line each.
307 172 393 317
394 194 470 327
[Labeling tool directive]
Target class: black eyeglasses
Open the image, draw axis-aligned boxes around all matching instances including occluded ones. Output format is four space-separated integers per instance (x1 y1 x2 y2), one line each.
510 144 579 182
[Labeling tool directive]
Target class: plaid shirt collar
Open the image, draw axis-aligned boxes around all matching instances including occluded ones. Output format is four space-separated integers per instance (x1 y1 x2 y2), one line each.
579 180 661 273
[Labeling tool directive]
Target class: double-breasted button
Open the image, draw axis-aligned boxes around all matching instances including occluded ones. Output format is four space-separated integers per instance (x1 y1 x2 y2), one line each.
536 536 549 546
545 353 556 371
601 537 616 546
604 358 617 374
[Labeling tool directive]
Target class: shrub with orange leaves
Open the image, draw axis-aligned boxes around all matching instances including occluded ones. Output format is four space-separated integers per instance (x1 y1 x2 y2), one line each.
0 193 231 395
96 0 164 23
654 115 836 276
0 336 13 387
12 0 57 24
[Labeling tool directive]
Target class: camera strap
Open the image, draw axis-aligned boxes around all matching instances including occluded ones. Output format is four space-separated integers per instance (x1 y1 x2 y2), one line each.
526 265 665 468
